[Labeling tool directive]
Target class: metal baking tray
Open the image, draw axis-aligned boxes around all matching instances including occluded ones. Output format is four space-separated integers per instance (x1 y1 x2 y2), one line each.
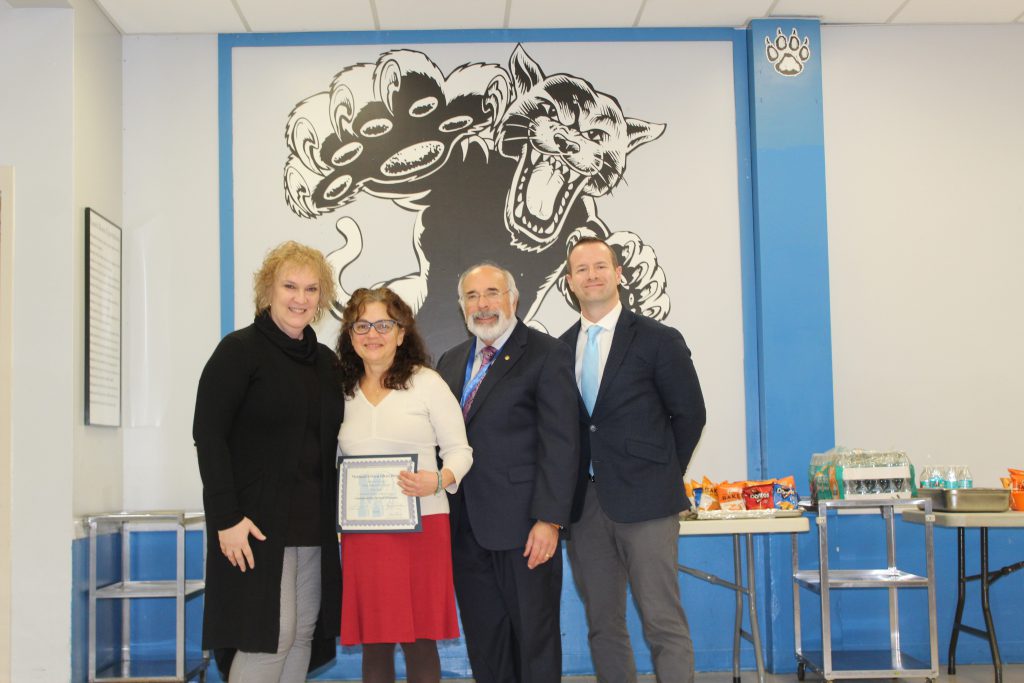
918 487 1010 512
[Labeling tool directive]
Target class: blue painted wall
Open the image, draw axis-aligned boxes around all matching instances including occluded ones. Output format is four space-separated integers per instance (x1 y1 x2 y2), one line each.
746 18 835 673
71 523 1022 681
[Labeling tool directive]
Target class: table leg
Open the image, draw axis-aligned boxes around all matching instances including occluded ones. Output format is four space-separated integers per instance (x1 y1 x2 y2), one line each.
732 534 742 683
949 526 966 675
745 533 766 683
980 528 1002 683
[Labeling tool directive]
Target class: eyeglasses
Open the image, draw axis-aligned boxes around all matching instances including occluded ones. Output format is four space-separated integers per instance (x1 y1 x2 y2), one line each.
461 288 510 305
351 319 400 335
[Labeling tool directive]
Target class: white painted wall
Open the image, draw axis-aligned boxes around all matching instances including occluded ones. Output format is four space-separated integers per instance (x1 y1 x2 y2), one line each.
121 34 220 512
823 24 1024 487
0 5 75 681
72 0 124 517
0 164 15 683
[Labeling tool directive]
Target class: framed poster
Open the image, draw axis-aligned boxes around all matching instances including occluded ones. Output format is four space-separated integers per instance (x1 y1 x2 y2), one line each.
85 208 121 427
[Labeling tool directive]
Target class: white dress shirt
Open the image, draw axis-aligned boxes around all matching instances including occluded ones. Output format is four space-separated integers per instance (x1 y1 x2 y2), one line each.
574 301 622 391
338 366 473 517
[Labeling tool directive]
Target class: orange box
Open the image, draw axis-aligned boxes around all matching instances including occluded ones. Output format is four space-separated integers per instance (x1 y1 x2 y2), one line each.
1011 491 1024 512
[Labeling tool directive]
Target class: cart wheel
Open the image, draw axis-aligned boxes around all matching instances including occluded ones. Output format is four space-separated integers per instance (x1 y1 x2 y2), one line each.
796 662 805 681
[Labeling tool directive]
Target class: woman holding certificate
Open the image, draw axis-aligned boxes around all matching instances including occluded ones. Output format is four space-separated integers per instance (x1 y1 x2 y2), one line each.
336 287 473 683
193 241 343 682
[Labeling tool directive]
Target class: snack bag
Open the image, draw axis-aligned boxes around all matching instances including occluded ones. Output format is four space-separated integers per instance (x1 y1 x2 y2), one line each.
1009 468 1024 511
698 476 720 511
743 479 775 510
773 475 799 510
717 481 746 511
685 479 696 508
1009 468 1024 490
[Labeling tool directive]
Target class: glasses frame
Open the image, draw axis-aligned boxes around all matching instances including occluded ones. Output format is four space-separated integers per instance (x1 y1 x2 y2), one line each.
460 288 510 305
350 319 401 335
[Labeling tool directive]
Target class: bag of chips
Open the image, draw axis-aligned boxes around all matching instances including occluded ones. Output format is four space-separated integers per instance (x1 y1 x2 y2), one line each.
685 479 698 508
1009 468 1024 511
698 476 720 511
717 481 747 511
743 479 775 510
773 475 799 510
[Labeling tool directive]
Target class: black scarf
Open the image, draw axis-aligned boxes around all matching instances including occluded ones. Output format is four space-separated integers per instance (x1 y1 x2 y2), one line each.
254 309 318 365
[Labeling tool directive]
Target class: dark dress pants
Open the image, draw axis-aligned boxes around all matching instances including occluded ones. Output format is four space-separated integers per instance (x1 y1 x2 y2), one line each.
451 497 563 683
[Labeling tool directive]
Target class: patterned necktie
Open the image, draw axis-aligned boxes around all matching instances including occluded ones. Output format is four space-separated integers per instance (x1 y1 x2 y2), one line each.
581 326 602 415
462 345 497 419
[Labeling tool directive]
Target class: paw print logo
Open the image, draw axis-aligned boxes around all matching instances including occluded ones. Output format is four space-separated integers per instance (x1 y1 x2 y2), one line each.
765 28 811 77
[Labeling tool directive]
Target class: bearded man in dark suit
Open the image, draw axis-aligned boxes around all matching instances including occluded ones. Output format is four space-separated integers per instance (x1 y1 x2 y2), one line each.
436 262 579 683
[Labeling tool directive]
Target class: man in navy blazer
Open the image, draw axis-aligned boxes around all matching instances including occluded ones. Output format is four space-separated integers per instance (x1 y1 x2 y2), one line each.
436 262 579 683
559 237 706 683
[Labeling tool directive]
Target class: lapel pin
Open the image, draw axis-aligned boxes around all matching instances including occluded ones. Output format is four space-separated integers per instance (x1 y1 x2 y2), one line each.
504 355 510 361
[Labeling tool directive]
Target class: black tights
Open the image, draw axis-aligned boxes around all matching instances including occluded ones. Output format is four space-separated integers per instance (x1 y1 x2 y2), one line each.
361 639 440 683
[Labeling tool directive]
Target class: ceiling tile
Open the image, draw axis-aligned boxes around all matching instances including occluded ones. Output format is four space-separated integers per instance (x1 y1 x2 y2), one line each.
6 0 70 7
236 0 375 32
639 0 773 28
508 0 641 28
893 0 1024 23
95 0 245 33
375 0 505 30
772 0 905 24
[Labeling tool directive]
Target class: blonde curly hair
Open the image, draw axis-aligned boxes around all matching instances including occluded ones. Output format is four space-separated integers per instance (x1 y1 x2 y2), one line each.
252 241 336 322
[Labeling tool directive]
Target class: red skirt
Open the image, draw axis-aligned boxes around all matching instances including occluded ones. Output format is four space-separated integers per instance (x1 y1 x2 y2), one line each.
340 513 459 645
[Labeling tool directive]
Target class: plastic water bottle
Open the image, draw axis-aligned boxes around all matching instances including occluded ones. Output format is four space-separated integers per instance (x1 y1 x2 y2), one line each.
957 466 973 489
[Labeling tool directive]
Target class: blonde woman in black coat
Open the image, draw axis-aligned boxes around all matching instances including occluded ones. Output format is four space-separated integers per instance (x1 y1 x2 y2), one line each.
193 241 343 682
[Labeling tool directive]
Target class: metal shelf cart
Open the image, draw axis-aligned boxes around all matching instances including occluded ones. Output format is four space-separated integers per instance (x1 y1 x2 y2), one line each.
792 499 938 682
86 511 208 682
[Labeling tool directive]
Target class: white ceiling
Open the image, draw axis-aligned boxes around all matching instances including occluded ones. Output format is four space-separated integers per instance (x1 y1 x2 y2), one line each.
6 0 1024 33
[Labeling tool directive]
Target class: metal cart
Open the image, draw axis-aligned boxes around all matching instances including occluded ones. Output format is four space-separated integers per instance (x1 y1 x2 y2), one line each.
792 499 938 682
86 511 209 682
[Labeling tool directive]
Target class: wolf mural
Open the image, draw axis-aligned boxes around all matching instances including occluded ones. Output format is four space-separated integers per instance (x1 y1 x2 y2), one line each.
284 44 670 351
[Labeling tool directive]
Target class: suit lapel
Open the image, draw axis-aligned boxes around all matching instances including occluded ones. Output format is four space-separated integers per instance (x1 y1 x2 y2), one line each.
441 339 474 397
593 310 635 417
465 320 527 424
561 321 582 363
560 321 588 419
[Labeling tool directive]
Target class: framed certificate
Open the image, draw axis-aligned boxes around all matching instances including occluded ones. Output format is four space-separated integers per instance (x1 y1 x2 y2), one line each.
338 453 421 533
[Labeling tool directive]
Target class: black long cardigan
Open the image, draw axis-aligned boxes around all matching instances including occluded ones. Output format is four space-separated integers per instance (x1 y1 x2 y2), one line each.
193 320 343 674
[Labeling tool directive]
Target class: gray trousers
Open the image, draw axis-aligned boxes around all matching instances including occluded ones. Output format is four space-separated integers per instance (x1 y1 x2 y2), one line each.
229 546 322 683
566 484 694 683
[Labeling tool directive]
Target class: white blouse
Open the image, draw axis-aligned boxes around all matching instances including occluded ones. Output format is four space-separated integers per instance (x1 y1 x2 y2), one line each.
338 366 473 517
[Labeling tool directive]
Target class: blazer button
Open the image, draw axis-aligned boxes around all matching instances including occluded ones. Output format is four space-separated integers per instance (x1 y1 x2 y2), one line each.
589 425 597 432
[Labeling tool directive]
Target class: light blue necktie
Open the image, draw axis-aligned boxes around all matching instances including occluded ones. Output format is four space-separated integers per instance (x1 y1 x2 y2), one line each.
581 325 602 416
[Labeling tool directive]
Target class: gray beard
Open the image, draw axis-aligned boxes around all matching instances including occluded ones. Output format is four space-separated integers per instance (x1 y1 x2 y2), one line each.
466 309 514 343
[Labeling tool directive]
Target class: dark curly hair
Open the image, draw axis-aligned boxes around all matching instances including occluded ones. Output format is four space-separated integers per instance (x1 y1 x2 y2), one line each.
336 287 430 397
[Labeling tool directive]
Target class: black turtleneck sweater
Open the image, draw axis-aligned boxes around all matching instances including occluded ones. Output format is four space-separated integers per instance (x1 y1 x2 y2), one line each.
193 310 344 657
253 312 322 546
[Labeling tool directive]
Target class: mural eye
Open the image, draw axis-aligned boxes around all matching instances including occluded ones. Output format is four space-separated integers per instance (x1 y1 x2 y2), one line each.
331 141 364 167
585 130 608 143
538 101 557 118
359 118 394 137
439 115 473 133
322 174 353 201
410 96 439 118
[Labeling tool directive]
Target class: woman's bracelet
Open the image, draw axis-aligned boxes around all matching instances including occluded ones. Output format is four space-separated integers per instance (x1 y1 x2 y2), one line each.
434 470 443 495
